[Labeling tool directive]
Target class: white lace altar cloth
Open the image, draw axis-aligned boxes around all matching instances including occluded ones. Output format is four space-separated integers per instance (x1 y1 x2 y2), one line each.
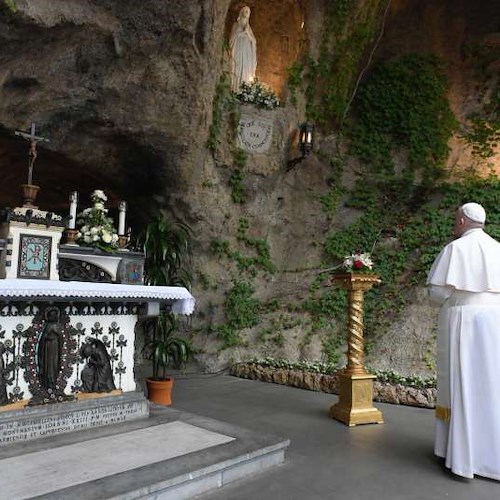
0 279 195 315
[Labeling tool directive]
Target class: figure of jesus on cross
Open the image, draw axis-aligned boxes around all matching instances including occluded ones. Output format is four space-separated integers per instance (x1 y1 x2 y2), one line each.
15 122 49 186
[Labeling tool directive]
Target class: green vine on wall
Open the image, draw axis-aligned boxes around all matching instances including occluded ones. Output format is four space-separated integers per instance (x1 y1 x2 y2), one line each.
229 149 248 203
211 218 274 277
210 218 275 348
218 280 260 348
463 43 500 160
1 0 16 12
207 74 238 153
349 54 458 186
303 0 386 129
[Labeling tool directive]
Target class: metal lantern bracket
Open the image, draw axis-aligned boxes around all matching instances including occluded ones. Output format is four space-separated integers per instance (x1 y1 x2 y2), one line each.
287 122 314 171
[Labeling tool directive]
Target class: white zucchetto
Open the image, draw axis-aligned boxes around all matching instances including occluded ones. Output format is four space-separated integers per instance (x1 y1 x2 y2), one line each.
461 202 486 224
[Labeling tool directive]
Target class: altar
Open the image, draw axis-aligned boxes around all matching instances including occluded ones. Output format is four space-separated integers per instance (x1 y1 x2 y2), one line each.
0 128 195 444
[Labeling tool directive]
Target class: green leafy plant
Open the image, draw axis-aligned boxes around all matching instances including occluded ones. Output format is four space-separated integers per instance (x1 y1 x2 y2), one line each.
349 54 458 184
140 214 193 289
2 0 16 12
303 0 386 128
218 280 260 348
139 213 193 380
143 314 191 380
246 357 437 389
229 149 248 203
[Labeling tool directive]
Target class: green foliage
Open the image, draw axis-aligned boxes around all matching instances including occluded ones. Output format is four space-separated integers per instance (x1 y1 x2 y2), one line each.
304 0 385 128
229 149 248 203
349 54 458 185
2 0 16 12
139 215 193 378
286 61 304 106
207 74 237 152
246 358 437 389
462 43 500 160
321 177 500 344
142 313 192 380
465 117 500 159
369 369 436 389
229 169 246 203
140 214 193 288
210 218 274 276
322 333 343 366
218 281 260 348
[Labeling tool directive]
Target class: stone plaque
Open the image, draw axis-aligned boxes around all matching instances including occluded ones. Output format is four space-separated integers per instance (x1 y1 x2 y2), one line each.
0 393 148 445
237 116 274 153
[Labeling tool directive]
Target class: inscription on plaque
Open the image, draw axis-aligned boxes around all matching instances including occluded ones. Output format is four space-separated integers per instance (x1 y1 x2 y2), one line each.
237 116 273 153
0 401 147 444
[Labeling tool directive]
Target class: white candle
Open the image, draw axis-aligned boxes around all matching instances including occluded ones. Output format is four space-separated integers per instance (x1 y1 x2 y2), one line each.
118 201 127 235
68 191 78 229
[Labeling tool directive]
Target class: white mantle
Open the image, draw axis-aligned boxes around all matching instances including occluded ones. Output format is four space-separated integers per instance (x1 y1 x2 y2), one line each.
0 279 195 315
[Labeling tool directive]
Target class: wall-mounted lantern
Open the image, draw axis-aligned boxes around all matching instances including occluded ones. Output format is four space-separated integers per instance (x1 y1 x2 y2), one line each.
299 122 314 157
287 122 314 171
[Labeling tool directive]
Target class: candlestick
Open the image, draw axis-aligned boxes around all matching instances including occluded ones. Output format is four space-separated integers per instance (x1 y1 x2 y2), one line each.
118 200 127 236
68 191 78 229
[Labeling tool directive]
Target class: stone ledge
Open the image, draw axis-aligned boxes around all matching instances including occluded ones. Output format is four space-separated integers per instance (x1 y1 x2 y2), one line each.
230 363 436 409
0 392 149 446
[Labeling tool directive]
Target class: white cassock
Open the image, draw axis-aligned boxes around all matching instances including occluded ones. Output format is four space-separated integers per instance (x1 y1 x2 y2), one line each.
427 227 500 480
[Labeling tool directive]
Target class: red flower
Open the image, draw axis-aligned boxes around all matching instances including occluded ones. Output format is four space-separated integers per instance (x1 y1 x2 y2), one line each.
353 260 363 269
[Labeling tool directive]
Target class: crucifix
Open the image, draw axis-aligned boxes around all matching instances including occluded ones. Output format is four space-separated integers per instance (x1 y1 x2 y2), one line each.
15 122 50 186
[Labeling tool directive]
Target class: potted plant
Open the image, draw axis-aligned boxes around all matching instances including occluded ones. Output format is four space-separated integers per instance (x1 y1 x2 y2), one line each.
143 313 191 405
139 214 193 405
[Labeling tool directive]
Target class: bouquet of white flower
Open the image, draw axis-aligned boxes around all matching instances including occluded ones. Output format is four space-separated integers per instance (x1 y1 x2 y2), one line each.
235 79 280 110
76 190 119 252
342 252 374 272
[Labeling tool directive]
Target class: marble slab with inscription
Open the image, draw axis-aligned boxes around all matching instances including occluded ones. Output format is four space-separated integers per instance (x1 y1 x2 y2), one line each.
237 115 274 154
0 392 148 445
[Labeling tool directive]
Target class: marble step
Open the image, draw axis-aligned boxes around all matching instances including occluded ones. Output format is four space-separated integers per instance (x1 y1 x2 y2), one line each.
0 404 290 500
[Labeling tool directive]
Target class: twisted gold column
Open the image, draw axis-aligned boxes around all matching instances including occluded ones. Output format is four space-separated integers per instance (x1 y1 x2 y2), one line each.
329 273 384 426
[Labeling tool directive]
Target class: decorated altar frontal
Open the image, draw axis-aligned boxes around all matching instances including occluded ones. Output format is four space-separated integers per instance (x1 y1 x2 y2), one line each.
0 279 194 444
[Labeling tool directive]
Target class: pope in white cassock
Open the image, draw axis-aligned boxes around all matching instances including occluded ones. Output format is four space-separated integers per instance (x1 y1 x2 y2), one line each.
427 202 500 480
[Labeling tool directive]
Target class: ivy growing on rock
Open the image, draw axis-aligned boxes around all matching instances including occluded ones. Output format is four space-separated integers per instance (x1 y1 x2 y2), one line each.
349 54 458 186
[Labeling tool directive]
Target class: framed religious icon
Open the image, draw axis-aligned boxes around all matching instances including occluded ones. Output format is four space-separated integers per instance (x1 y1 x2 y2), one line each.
18 234 52 279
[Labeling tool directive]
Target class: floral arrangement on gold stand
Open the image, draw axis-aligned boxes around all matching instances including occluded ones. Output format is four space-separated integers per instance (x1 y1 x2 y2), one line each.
328 251 384 426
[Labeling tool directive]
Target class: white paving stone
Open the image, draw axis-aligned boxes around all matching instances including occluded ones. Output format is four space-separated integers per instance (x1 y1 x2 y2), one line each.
1 421 234 499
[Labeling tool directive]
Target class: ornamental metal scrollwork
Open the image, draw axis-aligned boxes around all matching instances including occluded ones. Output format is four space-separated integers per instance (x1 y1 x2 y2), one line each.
59 258 113 283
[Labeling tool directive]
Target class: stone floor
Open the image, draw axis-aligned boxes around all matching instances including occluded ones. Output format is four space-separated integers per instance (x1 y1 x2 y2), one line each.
171 374 499 500
2 373 499 499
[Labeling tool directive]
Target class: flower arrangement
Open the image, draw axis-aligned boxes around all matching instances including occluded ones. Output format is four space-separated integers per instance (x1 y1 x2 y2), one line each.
342 252 374 272
235 79 280 109
76 189 119 252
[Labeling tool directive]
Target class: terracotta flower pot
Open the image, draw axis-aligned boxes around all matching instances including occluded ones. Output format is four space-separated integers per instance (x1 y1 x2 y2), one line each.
146 377 173 406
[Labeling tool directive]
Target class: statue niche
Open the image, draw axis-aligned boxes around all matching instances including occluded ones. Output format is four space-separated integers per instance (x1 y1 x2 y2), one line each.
80 338 116 393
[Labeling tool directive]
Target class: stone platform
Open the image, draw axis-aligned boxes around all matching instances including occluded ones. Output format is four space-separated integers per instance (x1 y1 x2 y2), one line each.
0 403 289 499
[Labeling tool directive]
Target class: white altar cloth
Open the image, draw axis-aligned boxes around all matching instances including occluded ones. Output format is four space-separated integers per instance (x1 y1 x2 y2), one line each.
0 279 195 315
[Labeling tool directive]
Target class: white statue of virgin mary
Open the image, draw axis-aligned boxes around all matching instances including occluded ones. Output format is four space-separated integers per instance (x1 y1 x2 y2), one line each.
229 6 257 92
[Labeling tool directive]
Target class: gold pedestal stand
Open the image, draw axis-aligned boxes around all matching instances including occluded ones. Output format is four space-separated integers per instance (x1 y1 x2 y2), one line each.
329 272 384 426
